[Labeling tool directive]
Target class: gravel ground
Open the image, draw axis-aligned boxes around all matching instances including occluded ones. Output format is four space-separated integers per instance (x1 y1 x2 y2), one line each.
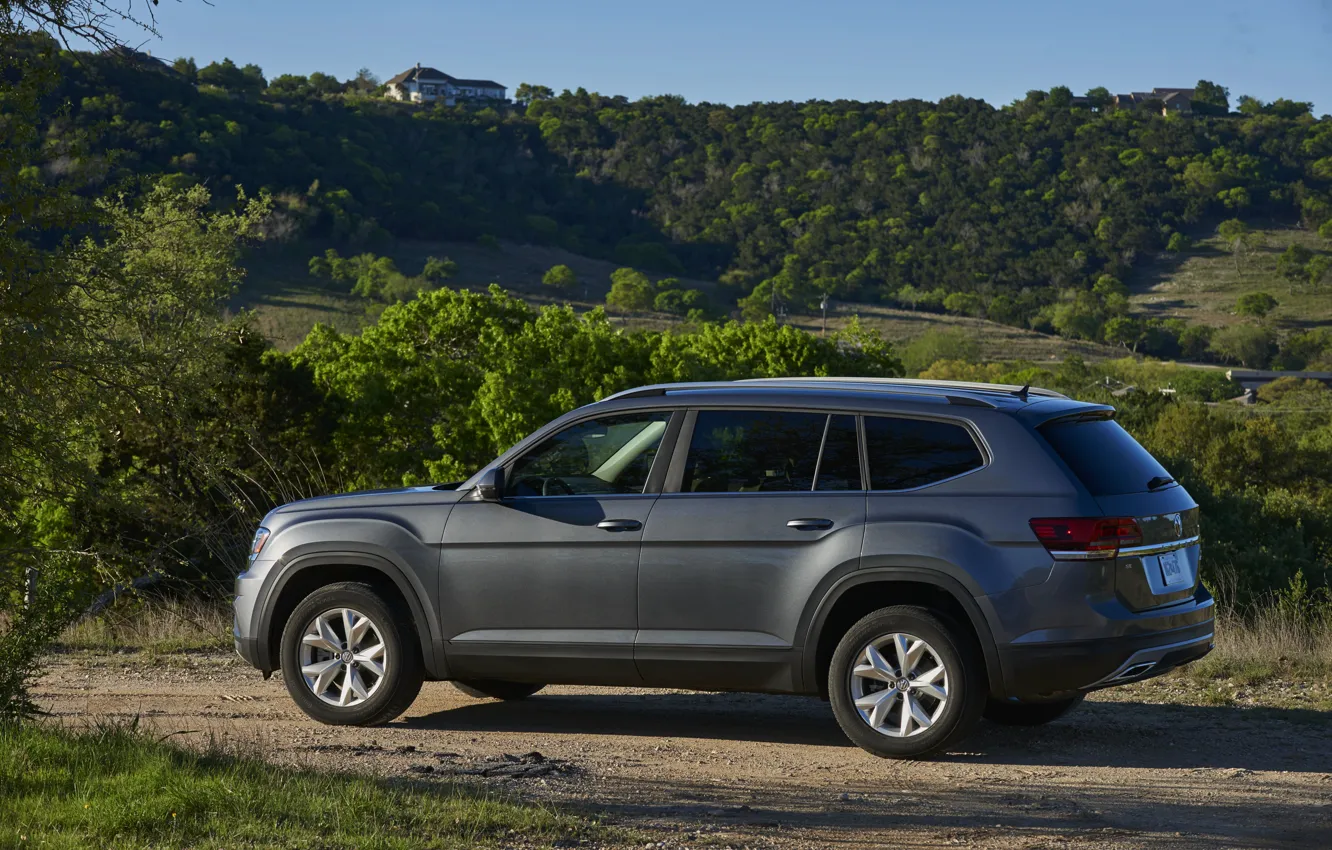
35 652 1332 849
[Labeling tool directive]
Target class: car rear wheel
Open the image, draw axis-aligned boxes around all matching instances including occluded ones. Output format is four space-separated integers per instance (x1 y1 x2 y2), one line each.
280 581 423 726
452 680 545 700
984 694 1084 726
828 605 986 759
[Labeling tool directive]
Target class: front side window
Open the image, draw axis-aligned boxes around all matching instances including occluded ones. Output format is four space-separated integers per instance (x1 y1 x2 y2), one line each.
683 410 861 493
865 415 984 490
506 412 671 497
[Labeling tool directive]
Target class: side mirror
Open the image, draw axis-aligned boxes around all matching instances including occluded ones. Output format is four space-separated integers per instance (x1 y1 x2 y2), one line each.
473 466 504 502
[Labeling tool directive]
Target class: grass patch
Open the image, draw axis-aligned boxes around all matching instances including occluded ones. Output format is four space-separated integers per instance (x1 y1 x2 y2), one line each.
1129 222 1332 333
0 723 598 849
58 597 232 655
1171 597 1332 689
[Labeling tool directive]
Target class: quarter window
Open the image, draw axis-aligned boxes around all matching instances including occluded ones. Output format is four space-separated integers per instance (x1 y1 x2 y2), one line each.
505 412 671 497
864 416 983 490
683 410 862 493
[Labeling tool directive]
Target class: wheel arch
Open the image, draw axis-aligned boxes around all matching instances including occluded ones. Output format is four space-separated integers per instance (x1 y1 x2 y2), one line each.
801 568 1004 699
255 551 446 680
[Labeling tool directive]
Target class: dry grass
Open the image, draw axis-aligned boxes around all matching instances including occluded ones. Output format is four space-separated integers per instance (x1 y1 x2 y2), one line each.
1129 223 1332 332
58 596 232 655
1180 603 1332 687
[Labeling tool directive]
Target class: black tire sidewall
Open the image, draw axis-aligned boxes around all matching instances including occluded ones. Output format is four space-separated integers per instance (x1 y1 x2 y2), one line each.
280 582 421 726
828 606 985 759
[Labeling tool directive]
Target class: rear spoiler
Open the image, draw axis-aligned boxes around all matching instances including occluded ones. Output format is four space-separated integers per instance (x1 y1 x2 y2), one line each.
1014 399 1116 429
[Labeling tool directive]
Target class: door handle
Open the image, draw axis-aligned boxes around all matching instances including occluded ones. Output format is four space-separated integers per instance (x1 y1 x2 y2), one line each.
596 519 642 532
787 518 834 531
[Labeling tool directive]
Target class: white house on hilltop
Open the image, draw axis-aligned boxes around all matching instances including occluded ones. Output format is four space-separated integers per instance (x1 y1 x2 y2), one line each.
384 63 506 104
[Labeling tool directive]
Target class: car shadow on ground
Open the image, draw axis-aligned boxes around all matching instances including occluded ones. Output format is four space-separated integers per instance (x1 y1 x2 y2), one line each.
402 690 1332 773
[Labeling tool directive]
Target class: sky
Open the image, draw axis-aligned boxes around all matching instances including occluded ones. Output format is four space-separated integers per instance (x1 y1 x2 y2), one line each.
131 0 1332 114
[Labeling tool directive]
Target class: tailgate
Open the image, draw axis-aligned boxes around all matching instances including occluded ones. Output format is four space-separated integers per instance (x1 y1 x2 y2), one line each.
1040 416 1201 611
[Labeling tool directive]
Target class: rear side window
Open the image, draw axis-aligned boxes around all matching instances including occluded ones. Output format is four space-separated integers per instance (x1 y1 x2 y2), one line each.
865 416 984 490
683 410 861 493
1040 417 1171 496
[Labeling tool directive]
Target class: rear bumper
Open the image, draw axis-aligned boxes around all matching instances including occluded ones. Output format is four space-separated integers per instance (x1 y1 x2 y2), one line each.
998 620 1214 697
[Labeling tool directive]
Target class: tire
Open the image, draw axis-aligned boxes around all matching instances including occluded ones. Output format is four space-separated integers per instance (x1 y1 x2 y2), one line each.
452 680 545 701
280 581 424 726
984 694 1084 726
828 605 986 759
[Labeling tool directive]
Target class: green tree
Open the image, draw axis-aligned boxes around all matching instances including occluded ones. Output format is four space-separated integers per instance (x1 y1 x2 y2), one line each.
1276 244 1315 289
1084 87 1112 111
1235 291 1278 319
421 256 458 284
541 264 578 290
605 268 655 312
1217 219 1258 274
942 292 984 316
1166 232 1189 253
1210 324 1277 367
1193 80 1230 115
1308 255 1331 291
1103 316 1145 352
1178 324 1215 361
900 330 981 375
514 83 554 106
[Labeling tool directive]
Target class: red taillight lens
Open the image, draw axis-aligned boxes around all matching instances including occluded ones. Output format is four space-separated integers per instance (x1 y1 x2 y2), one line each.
1029 517 1142 559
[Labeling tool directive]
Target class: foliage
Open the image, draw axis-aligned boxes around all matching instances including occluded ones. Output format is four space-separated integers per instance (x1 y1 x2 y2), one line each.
541 263 578 290
604 268 655 312
900 330 981 375
1210 324 1277 367
1234 291 1278 319
288 288 901 487
11 36 1332 331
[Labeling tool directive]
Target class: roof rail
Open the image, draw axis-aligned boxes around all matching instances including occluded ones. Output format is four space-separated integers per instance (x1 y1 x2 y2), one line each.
737 376 1068 400
598 380 1000 408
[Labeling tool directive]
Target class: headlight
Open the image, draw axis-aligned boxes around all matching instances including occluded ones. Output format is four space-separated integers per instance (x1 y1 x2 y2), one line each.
249 527 271 560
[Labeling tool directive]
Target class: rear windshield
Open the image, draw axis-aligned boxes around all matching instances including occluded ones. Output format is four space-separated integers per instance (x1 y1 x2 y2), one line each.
1041 418 1171 496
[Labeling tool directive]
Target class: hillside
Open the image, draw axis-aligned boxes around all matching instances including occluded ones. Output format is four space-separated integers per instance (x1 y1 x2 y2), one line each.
21 34 1331 362
232 238 1122 362
1130 223 1332 332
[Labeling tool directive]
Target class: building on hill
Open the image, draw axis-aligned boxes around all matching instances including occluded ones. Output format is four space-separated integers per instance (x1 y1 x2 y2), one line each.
1112 87 1195 115
384 63 506 104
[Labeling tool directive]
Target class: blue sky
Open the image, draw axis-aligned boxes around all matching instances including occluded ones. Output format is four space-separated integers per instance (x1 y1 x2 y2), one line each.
137 0 1332 113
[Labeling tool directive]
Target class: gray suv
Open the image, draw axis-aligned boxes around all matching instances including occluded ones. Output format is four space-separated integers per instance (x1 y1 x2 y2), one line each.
233 378 1214 758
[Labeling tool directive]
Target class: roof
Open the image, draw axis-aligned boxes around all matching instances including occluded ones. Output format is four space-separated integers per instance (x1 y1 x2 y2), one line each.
598 377 1069 412
385 66 455 85
451 78 505 89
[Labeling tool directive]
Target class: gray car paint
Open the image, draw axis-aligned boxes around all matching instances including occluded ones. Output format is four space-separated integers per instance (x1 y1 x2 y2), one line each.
233 381 1215 700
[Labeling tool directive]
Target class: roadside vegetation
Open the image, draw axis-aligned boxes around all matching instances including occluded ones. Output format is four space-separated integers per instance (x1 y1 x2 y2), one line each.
0 722 597 849
3 0 1331 732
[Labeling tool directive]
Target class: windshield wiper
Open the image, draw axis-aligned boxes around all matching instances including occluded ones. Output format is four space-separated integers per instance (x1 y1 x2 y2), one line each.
1147 476 1175 491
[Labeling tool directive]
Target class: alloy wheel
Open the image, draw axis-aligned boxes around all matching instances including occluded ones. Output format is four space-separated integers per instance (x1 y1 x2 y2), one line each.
298 607 387 707
848 632 949 738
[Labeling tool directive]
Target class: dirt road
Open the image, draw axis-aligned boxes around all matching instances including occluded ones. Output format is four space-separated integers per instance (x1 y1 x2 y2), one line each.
36 652 1332 848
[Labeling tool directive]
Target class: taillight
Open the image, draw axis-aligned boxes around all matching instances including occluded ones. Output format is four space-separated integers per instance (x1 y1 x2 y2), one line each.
1029 517 1142 560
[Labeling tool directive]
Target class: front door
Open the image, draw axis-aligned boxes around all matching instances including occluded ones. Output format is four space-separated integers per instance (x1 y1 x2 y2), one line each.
637 409 867 692
440 410 675 685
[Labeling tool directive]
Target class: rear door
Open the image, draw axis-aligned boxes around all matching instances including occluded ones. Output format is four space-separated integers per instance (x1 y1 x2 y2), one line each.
1039 416 1201 611
635 408 866 692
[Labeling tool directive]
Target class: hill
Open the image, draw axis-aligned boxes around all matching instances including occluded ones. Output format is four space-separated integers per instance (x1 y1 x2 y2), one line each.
1130 223 1332 332
232 238 1122 363
21 34 1331 359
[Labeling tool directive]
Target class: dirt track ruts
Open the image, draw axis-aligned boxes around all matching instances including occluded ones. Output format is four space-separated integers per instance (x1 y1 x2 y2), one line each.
36 652 1332 848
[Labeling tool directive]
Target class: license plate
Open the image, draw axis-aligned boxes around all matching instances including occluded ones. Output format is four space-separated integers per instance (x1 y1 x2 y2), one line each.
1159 550 1187 586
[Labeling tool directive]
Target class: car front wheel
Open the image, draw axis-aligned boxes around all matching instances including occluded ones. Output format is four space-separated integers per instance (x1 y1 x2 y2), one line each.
828 605 986 759
280 581 423 726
